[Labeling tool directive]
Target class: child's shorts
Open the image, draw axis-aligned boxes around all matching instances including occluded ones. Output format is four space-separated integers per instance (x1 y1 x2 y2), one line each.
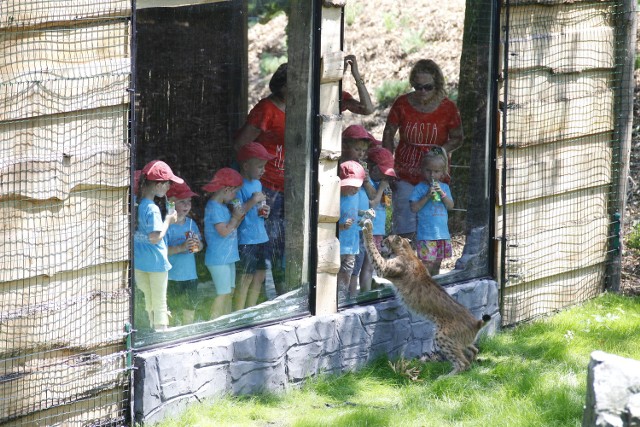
339 254 356 276
206 263 236 296
416 240 452 262
238 242 269 274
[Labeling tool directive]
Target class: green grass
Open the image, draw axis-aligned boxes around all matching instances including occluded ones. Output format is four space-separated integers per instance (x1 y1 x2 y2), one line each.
627 222 640 250
375 80 410 108
153 292 640 427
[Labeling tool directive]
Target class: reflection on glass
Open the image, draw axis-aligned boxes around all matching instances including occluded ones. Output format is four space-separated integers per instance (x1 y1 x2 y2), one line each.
338 0 495 306
133 1 308 348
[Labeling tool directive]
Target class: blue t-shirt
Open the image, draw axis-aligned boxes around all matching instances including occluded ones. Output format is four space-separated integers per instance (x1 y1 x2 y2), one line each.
237 178 269 245
409 181 453 241
134 198 171 272
358 185 369 217
204 199 240 265
371 180 387 236
339 192 360 255
166 217 202 281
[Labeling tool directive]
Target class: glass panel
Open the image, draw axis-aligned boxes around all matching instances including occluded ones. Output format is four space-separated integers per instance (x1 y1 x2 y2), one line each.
338 0 497 307
132 0 309 348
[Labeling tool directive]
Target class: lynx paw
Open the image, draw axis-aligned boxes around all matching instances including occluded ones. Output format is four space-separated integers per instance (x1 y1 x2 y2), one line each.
361 218 373 232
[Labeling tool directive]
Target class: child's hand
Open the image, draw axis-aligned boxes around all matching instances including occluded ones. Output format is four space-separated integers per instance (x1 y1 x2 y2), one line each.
186 236 200 253
231 204 245 219
343 218 354 230
166 210 178 224
252 192 267 203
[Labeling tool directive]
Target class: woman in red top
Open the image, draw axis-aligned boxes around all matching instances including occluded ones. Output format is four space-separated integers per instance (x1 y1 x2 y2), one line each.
382 59 463 239
234 63 287 295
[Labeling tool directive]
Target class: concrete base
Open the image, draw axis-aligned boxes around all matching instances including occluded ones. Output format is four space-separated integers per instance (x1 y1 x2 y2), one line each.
134 278 499 424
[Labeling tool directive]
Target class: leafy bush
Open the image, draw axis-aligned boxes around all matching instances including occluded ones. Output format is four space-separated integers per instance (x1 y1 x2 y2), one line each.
627 222 640 250
383 13 397 32
375 80 409 108
259 53 288 77
401 29 425 54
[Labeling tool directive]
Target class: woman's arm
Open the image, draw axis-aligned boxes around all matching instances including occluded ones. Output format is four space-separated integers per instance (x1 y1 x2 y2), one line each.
234 123 262 152
382 122 399 154
442 125 464 154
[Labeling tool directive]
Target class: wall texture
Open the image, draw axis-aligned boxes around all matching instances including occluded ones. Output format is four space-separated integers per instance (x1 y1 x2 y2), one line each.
134 278 500 424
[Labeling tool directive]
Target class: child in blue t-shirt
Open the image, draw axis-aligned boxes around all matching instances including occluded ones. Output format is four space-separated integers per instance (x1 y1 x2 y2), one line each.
409 149 454 277
234 142 275 311
134 160 182 332
359 146 396 291
337 160 366 299
165 181 203 325
202 168 245 320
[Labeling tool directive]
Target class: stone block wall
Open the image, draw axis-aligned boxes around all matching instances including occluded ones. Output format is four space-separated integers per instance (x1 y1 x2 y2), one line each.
134 278 499 424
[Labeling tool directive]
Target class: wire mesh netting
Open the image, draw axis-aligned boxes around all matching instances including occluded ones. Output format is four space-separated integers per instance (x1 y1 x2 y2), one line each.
498 0 635 325
0 1 132 425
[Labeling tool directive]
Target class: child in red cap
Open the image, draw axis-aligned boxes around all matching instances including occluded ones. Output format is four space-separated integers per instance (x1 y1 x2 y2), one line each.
360 147 396 291
165 181 203 325
134 160 183 332
202 168 245 320
234 142 275 311
338 160 366 299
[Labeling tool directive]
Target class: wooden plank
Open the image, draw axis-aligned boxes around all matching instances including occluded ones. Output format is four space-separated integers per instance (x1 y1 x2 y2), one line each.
502 263 605 324
500 86 614 146
0 74 129 123
0 287 129 357
137 0 229 8
0 107 128 165
0 145 129 201
0 24 130 81
315 272 337 315
317 237 341 275
7 388 126 427
0 190 129 282
0 0 130 28
0 262 128 322
496 134 612 204
319 81 340 116
503 216 609 285
507 26 615 72
496 186 609 238
0 347 127 422
317 159 340 223
319 114 343 160
320 51 345 84
320 6 342 57
506 3 615 39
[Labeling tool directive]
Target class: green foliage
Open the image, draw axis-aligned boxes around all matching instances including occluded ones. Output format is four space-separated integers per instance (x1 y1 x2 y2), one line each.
401 29 426 54
375 80 410 108
155 293 640 427
383 13 397 32
344 2 363 26
259 53 288 77
635 54 640 70
248 0 289 24
627 222 640 250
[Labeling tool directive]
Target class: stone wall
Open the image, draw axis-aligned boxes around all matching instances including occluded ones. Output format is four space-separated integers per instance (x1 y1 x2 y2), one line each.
133 278 499 424
583 351 640 426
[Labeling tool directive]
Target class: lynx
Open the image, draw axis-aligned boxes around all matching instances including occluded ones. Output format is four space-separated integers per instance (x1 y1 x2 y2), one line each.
361 219 491 375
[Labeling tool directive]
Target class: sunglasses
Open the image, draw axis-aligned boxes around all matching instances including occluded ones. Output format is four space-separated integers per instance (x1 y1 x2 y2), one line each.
413 83 435 92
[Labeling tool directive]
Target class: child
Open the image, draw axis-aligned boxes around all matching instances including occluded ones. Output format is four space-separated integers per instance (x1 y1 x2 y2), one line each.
165 181 203 325
340 125 378 297
338 160 366 299
409 149 454 276
234 142 275 311
360 146 396 291
134 160 182 332
202 167 245 319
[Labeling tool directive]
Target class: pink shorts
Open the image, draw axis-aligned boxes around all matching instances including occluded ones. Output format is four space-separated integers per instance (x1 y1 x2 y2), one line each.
416 240 452 262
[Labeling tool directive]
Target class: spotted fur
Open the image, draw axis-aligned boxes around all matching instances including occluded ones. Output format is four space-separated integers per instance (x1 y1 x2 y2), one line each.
361 219 491 375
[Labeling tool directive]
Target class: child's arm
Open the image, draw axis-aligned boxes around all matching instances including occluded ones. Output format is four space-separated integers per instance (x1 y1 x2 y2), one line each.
148 211 177 244
214 210 245 237
369 180 389 208
243 192 266 212
432 182 454 211
362 179 377 200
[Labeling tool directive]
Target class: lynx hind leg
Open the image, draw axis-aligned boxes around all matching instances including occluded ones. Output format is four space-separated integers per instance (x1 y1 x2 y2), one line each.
463 344 479 364
435 331 472 376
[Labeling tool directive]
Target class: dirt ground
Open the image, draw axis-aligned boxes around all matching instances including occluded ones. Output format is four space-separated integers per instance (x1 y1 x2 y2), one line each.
247 1 640 292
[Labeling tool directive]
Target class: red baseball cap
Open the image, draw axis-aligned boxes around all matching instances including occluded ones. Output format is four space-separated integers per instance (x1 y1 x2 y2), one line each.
166 181 199 199
367 147 396 178
339 160 366 187
202 168 243 192
342 125 381 146
141 160 184 184
237 142 276 162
